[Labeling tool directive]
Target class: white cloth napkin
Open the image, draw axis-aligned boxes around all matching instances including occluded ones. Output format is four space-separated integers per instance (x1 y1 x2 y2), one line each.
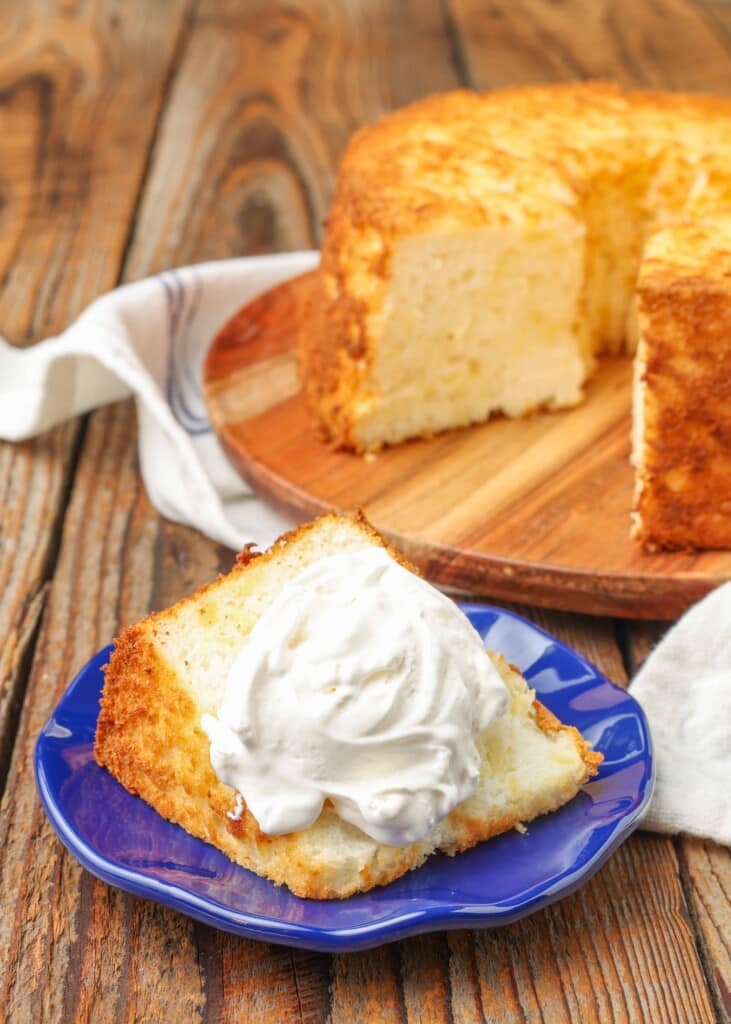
1 252 728 846
0 251 317 550
630 582 731 846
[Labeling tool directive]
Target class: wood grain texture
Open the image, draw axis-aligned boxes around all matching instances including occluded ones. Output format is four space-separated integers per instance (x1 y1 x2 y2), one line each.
1 0 727 1021
0 0 189 344
0 427 72 785
203 273 731 620
0 0 193 799
125 0 462 280
0 403 209 1023
449 0 731 91
678 839 731 1023
0 1 201 1020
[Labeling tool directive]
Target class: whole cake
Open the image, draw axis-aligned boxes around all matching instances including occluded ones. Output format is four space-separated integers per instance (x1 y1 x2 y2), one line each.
95 513 601 899
298 83 731 550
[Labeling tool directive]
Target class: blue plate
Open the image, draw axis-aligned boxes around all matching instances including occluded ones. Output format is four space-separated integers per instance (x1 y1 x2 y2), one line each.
35 604 653 952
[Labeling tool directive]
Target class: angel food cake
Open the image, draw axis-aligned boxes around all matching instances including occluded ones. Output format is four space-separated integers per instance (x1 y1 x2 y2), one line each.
95 513 601 899
298 83 731 550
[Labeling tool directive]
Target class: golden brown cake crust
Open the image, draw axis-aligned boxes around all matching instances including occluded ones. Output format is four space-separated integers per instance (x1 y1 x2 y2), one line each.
633 223 731 549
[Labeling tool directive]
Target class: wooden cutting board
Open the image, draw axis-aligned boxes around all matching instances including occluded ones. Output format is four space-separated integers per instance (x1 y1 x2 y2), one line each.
203 271 731 619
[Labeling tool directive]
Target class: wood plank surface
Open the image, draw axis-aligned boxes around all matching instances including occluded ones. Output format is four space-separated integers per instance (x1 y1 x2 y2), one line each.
0 1 727 1022
0 1 195 1018
0 0 192 794
450 0 731 92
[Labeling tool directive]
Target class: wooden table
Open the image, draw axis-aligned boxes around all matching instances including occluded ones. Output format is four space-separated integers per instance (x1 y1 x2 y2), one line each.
1 2 729 1021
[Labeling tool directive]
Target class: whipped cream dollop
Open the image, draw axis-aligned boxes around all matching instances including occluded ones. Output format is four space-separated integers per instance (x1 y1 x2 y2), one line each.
202 548 508 846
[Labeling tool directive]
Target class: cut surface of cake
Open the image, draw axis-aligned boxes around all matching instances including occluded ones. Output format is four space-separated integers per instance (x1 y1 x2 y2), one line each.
298 82 731 550
95 513 601 899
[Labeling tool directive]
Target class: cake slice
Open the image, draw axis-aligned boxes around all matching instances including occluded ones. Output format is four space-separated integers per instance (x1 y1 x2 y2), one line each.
95 512 602 899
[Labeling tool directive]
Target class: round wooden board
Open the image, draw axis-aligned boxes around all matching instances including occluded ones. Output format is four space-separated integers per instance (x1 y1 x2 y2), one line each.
203 271 731 619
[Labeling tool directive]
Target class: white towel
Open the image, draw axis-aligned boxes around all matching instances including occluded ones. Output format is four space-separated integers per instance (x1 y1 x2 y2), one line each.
0 251 317 550
1 252 728 846
629 582 731 846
